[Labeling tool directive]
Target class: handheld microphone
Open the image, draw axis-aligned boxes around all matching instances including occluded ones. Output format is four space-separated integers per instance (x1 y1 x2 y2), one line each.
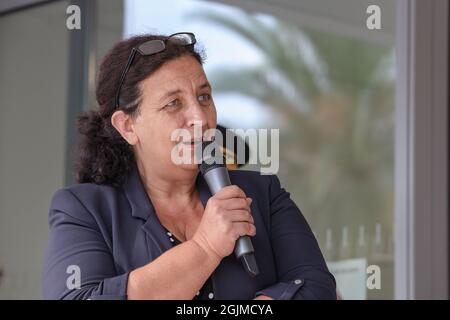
198 141 259 277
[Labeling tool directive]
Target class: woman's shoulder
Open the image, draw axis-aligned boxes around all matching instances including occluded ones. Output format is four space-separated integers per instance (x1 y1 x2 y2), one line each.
228 169 271 182
49 182 121 223
52 182 119 204
228 169 282 196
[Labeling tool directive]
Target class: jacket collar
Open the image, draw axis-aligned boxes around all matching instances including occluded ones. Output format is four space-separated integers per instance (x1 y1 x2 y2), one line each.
122 163 212 221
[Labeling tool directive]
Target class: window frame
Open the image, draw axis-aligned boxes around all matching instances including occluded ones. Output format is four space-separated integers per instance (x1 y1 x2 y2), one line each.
395 0 449 300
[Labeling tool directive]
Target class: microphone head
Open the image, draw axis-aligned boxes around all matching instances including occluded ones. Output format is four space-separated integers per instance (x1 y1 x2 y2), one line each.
198 140 226 176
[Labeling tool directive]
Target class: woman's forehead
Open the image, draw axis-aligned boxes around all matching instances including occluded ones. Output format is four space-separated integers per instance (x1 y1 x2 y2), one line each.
141 59 209 98
147 55 206 85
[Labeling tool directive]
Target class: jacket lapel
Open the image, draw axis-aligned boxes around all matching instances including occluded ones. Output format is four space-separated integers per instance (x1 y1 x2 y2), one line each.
122 164 213 259
122 165 171 256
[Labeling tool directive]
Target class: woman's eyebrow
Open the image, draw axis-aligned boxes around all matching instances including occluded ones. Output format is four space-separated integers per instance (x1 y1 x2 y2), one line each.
159 89 182 102
198 82 211 90
158 82 211 102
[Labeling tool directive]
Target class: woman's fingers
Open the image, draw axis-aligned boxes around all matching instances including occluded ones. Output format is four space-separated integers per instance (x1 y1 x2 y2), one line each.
214 185 247 200
221 197 252 211
232 222 256 240
226 209 254 224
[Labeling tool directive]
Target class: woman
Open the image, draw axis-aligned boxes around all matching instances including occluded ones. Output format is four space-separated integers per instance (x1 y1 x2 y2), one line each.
42 33 336 300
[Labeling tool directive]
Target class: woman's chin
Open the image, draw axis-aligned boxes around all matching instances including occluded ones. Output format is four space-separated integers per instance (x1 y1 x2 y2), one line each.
169 163 200 177
178 162 199 170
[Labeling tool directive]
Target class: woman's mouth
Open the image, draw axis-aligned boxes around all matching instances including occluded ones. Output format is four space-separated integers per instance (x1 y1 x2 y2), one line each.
182 139 203 146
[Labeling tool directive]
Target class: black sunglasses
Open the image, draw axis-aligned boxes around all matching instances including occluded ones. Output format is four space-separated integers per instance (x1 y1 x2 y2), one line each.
115 32 196 108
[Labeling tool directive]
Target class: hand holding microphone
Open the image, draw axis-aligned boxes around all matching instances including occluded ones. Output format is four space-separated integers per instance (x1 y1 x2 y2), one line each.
192 141 260 277
192 185 256 260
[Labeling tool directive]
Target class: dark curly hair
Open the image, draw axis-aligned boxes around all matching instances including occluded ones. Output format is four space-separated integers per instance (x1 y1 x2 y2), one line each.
76 34 204 186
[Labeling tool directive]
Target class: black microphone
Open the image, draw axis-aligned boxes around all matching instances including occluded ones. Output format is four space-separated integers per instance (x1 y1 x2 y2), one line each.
198 141 259 277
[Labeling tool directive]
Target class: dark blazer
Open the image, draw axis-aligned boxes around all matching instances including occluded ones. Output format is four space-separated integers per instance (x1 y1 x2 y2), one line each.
42 165 336 300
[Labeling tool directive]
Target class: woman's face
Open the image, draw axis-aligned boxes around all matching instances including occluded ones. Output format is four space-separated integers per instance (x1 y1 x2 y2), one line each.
128 55 217 174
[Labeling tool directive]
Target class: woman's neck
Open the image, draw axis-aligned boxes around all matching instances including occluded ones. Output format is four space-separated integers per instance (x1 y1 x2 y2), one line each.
136 160 198 203
136 161 204 241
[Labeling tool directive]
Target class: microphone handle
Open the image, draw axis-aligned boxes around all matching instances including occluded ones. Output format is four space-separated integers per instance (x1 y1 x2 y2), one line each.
202 167 259 277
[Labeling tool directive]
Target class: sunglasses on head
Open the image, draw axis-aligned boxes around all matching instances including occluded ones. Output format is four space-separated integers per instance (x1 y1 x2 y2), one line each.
115 32 196 108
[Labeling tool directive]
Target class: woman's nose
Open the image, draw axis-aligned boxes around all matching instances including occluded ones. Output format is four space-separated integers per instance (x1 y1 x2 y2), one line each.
185 99 209 128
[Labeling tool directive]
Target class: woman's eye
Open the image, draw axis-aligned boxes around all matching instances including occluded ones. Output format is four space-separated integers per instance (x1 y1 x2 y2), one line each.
165 99 181 108
198 94 211 104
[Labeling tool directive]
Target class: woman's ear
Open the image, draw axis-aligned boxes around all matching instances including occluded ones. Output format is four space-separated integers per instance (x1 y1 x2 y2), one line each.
111 110 139 145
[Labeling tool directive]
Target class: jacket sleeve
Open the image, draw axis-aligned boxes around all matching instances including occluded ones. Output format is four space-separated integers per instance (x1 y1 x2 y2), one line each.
254 175 336 300
42 189 129 300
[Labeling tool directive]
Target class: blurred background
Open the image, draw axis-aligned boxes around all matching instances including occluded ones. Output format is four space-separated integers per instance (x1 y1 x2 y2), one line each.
0 0 447 300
